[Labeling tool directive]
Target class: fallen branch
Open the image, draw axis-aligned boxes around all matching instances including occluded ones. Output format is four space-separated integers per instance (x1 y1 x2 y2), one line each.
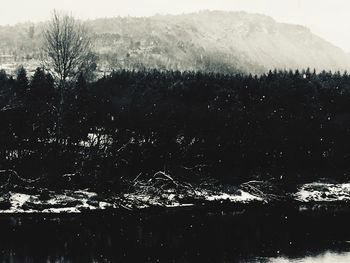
0 169 40 184
240 180 285 201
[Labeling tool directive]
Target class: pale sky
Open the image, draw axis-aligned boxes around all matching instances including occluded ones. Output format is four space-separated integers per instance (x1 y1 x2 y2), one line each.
0 0 350 51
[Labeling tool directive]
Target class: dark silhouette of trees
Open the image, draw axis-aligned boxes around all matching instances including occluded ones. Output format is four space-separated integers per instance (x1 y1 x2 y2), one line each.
27 68 56 141
30 68 55 99
15 66 28 97
1 67 350 189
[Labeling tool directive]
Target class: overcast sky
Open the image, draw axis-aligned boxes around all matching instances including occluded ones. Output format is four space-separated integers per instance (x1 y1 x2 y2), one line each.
1 0 349 51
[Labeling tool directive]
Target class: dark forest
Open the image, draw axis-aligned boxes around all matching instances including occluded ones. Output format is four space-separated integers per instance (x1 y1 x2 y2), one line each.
0 67 349 191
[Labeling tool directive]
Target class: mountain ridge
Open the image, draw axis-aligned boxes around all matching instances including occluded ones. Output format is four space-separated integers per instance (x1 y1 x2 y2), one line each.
0 10 349 75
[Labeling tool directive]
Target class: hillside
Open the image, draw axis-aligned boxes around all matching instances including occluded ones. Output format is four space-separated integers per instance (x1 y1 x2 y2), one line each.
1 11 350 74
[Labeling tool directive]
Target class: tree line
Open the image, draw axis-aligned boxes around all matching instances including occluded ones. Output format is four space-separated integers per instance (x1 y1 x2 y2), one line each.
0 67 350 190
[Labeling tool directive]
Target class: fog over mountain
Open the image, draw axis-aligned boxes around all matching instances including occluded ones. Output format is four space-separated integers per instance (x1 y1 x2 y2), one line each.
1 10 350 74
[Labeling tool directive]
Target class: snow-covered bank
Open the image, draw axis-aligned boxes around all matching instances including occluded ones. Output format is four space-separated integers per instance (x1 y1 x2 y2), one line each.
1 181 350 214
0 187 263 213
294 183 350 202
0 190 116 214
123 188 262 209
121 173 264 209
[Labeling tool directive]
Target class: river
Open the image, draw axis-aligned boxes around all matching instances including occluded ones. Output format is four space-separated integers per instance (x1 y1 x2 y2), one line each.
0 204 349 262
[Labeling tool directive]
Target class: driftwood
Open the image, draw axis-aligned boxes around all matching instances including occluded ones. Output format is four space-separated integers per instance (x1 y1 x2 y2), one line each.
150 171 195 193
151 171 180 187
240 180 286 201
0 169 40 189
122 171 197 209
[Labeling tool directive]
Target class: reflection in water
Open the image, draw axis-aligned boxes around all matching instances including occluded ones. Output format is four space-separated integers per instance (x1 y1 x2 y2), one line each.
0 205 350 262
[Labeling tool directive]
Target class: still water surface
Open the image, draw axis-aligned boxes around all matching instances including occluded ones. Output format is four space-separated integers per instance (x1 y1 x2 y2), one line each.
0 205 349 262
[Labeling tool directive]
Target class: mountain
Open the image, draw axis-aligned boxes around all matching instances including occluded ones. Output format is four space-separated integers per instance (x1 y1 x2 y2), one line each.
1 11 350 75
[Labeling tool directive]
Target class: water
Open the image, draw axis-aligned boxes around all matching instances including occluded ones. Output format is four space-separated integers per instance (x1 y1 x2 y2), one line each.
0 204 350 262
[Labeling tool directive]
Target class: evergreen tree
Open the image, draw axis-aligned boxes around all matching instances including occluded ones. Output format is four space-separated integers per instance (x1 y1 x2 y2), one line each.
30 67 55 101
15 66 29 97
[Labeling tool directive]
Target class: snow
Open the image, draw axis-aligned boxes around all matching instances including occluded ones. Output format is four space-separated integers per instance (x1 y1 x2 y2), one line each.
0 193 38 213
295 183 350 202
122 188 262 209
11 193 31 207
0 190 115 214
78 133 113 148
205 191 262 203
3 181 350 214
268 251 350 263
99 202 113 209
165 203 194 208
41 207 81 213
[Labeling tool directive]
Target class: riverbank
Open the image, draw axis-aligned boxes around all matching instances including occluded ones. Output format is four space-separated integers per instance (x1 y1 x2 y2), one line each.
1 173 350 214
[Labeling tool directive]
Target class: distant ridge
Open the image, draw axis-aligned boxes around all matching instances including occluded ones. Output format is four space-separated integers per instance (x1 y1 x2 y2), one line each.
1 10 350 74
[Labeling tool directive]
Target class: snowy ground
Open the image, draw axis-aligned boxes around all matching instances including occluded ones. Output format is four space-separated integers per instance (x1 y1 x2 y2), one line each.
1 181 350 213
294 183 350 202
123 188 262 209
0 60 41 76
0 186 262 213
0 190 117 214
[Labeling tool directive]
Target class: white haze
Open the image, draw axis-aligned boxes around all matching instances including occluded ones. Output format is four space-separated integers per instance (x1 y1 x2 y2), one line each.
0 0 349 52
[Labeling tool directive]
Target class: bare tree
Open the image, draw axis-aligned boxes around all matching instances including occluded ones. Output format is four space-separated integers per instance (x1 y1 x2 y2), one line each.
42 10 95 138
43 10 94 84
